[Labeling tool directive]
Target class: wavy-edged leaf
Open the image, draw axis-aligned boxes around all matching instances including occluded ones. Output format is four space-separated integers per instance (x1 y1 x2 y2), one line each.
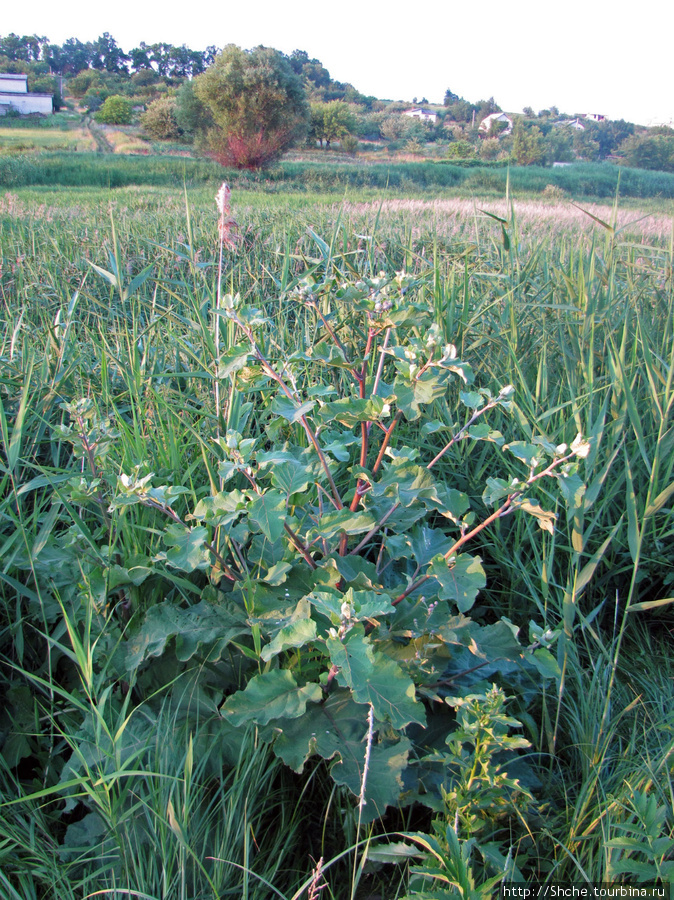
317 396 390 427
125 599 248 669
267 688 412 822
260 617 317 661
271 395 316 423
248 490 286 542
220 670 322 727
311 508 376 540
428 554 486 613
326 629 425 728
158 524 210 572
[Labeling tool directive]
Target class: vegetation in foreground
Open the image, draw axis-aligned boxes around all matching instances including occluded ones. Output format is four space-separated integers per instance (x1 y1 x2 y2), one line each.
0 185 673 898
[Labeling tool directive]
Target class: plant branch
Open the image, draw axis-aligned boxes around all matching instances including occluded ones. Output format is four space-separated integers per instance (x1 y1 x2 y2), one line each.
426 400 497 471
372 411 402 476
349 501 400 556
227 308 343 509
284 523 317 570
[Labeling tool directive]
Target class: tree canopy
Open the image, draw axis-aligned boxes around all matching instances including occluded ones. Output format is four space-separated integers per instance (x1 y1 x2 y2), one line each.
193 44 309 169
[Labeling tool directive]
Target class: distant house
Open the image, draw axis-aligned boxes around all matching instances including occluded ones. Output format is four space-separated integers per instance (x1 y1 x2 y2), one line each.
555 118 585 131
584 113 606 122
478 112 513 136
403 108 438 124
0 73 53 116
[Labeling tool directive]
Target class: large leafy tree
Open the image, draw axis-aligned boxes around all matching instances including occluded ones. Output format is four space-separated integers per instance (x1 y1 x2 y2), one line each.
194 44 309 169
310 101 356 149
0 33 47 62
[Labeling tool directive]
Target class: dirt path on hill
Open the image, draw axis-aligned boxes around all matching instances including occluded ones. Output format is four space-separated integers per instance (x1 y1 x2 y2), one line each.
85 117 113 153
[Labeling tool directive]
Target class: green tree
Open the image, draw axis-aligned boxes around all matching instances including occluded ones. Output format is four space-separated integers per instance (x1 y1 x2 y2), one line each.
95 94 132 125
174 80 213 140
545 127 574 163
618 132 674 172
29 74 62 110
310 100 356 149
90 32 128 73
573 128 600 161
0 33 47 62
512 120 546 165
68 69 101 99
194 44 309 169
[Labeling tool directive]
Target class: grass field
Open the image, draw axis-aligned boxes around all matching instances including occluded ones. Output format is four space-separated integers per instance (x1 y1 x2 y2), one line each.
0 126 96 152
0 174 673 898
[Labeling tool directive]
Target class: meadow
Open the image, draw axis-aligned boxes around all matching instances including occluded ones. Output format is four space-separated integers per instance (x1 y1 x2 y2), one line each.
0 173 673 899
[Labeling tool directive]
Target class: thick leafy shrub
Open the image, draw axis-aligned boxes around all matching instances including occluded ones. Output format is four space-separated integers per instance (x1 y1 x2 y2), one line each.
95 94 132 125
51 191 590 827
141 97 182 140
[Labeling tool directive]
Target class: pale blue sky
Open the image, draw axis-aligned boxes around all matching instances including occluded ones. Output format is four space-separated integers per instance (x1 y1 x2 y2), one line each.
6 0 672 126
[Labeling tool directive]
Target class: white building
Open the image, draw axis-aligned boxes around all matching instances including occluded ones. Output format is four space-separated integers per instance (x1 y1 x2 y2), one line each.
0 73 53 116
403 108 438 124
478 112 513 136
554 118 585 131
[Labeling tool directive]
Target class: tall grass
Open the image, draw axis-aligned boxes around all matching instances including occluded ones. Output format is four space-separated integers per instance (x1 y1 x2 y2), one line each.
3 153 674 198
0 183 672 894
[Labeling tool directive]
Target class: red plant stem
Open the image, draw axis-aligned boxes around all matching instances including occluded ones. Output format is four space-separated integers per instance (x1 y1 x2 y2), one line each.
392 450 579 606
341 328 376 546
300 415 343 509
203 542 238 582
311 303 358 379
372 411 402 476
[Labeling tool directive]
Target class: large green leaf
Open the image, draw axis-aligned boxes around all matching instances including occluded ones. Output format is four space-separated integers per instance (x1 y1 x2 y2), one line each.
428 553 486 612
215 344 250 378
310 508 376 540
220 670 322 727
394 375 446 421
309 588 395 625
504 441 544 467
268 689 412 822
326 629 425 728
126 599 249 669
271 395 316 423
317 396 390 427
260 599 317 661
410 526 452 567
248 490 286 542
303 339 359 370
271 460 312 495
190 489 248 526
158 524 211 572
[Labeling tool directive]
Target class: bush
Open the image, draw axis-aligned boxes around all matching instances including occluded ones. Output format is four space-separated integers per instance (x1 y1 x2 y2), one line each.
341 133 359 155
95 94 132 125
446 140 475 159
141 97 182 140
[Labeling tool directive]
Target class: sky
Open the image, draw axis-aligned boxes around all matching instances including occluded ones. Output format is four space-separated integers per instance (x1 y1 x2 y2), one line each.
5 0 672 126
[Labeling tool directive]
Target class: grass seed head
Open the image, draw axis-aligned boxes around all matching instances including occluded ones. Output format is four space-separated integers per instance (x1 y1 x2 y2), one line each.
215 182 240 250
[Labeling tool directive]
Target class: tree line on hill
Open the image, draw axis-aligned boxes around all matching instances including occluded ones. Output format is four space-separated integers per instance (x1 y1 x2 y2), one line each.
1 31 673 173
